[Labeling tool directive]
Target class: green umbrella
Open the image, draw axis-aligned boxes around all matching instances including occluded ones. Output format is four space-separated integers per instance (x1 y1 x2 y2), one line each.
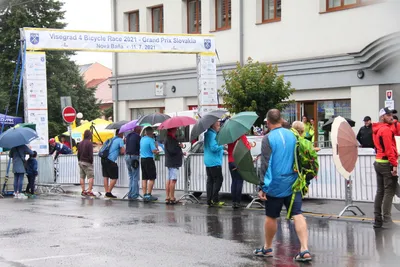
15 123 36 131
217 111 258 145
233 138 259 185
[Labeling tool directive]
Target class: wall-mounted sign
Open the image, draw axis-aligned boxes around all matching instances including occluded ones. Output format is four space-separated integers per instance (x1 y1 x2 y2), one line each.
155 82 165 96
386 90 393 100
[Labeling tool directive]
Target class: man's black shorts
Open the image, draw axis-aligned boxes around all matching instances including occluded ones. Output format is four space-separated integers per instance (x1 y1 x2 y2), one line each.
101 158 119 179
264 192 302 218
141 158 156 180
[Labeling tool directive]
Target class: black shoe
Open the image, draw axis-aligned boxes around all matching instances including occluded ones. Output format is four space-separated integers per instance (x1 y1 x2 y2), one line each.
232 202 240 209
105 192 117 199
373 217 383 229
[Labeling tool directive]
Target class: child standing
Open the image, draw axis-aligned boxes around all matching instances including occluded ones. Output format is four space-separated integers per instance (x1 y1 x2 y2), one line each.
26 151 38 196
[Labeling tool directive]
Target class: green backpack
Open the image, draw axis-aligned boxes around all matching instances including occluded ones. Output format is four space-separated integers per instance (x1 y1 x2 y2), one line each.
287 129 319 219
294 132 319 184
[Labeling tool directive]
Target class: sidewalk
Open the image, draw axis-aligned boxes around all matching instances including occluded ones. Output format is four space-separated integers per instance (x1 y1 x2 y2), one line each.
59 185 400 222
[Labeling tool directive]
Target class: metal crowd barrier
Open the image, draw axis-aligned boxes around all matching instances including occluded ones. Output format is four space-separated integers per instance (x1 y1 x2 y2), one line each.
49 150 381 203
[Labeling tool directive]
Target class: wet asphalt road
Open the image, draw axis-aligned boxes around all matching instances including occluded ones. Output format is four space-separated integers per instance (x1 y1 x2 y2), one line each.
1 195 400 267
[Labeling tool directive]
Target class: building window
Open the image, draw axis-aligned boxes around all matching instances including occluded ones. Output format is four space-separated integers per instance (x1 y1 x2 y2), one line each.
152 6 163 33
326 0 369 11
128 11 139 32
188 0 201 34
262 0 281 22
281 102 297 124
216 0 231 31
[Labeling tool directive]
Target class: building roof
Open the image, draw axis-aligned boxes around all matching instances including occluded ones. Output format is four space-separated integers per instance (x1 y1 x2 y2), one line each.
86 78 108 88
78 63 92 75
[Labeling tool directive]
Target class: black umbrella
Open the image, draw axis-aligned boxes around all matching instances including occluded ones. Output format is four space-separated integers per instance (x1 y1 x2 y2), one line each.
105 120 129 130
137 113 170 125
322 116 355 131
190 110 227 141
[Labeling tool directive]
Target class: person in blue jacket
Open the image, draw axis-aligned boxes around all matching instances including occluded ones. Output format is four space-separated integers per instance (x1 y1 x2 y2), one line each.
204 121 225 207
253 109 311 262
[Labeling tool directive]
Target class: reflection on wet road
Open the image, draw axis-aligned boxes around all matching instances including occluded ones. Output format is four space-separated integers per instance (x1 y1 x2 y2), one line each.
0 195 399 267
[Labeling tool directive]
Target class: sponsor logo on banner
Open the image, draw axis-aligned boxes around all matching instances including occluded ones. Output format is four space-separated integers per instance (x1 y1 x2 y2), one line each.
204 39 212 50
30 33 40 45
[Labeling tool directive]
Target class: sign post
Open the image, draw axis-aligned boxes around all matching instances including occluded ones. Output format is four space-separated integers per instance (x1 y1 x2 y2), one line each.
62 106 77 148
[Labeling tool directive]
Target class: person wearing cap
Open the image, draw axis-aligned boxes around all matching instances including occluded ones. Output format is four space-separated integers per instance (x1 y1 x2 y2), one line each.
372 107 399 229
356 116 374 148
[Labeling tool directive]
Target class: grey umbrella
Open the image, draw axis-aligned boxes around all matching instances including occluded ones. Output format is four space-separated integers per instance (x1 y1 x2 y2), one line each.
105 120 129 130
190 110 227 141
137 113 170 125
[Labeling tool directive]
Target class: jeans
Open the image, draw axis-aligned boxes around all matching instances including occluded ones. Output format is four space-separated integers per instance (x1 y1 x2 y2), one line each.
229 162 244 204
206 166 224 204
13 173 24 193
125 155 140 198
26 174 36 194
373 162 398 222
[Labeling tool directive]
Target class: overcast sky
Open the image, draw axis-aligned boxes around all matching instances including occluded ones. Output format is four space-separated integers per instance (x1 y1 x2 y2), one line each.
62 0 112 68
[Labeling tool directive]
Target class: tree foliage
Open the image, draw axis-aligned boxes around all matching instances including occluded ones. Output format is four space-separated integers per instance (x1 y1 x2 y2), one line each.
103 105 113 120
0 0 100 137
219 58 294 126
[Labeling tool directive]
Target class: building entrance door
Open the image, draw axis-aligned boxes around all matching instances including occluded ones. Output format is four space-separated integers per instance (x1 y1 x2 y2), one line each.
299 101 318 145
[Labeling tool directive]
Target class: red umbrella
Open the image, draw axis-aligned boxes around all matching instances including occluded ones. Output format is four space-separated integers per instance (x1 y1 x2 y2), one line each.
158 116 197 130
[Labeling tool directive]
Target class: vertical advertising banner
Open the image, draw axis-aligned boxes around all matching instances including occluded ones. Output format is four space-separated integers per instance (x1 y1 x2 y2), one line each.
24 52 49 155
197 53 218 116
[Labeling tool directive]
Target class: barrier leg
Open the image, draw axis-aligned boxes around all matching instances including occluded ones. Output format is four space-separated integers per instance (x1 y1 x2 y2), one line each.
246 196 264 209
338 177 365 217
178 160 200 204
178 176 200 204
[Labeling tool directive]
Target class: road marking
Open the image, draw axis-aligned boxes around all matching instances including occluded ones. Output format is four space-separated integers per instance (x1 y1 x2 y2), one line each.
16 253 90 263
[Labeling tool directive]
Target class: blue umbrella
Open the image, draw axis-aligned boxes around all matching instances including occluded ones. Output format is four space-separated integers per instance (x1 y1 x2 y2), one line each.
0 127 38 149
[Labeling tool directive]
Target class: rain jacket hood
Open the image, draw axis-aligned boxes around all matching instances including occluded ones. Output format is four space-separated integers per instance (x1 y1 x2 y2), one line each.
84 130 92 140
372 122 398 167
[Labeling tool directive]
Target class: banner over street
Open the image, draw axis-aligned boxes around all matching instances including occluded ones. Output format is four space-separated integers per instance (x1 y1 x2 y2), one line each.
22 28 216 54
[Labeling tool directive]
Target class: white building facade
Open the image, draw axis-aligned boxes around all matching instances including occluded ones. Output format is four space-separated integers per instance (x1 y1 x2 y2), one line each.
111 0 400 145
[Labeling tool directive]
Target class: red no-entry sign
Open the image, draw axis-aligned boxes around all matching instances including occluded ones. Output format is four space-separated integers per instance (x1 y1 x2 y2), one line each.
62 106 77 123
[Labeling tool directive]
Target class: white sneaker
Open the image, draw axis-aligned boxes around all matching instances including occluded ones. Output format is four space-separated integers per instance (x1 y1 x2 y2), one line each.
19 194 28 199
13 193 18 199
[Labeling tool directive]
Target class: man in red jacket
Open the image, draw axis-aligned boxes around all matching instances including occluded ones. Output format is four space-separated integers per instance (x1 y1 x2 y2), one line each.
372 107 398 229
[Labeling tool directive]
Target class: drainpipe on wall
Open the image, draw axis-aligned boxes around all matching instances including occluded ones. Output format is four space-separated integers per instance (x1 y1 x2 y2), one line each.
239 0 244 66
112 0 119 121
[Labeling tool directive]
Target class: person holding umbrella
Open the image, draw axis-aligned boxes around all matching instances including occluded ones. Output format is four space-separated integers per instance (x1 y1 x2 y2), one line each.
0 127 38 198
140 127 159 202
9 144 34 198
204 121 225 207
228 135 250 209
164 128 184 204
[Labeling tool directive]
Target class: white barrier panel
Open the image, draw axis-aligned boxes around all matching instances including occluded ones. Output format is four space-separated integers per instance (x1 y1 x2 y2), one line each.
37 155 54 183
307 153 376 202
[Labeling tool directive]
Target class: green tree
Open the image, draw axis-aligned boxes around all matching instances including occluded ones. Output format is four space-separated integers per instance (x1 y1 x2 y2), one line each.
103 105 113 120
0 0 100 137
219 58 294 126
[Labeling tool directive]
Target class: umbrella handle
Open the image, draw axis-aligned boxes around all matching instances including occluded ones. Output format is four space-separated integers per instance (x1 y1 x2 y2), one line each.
336 144 339 155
